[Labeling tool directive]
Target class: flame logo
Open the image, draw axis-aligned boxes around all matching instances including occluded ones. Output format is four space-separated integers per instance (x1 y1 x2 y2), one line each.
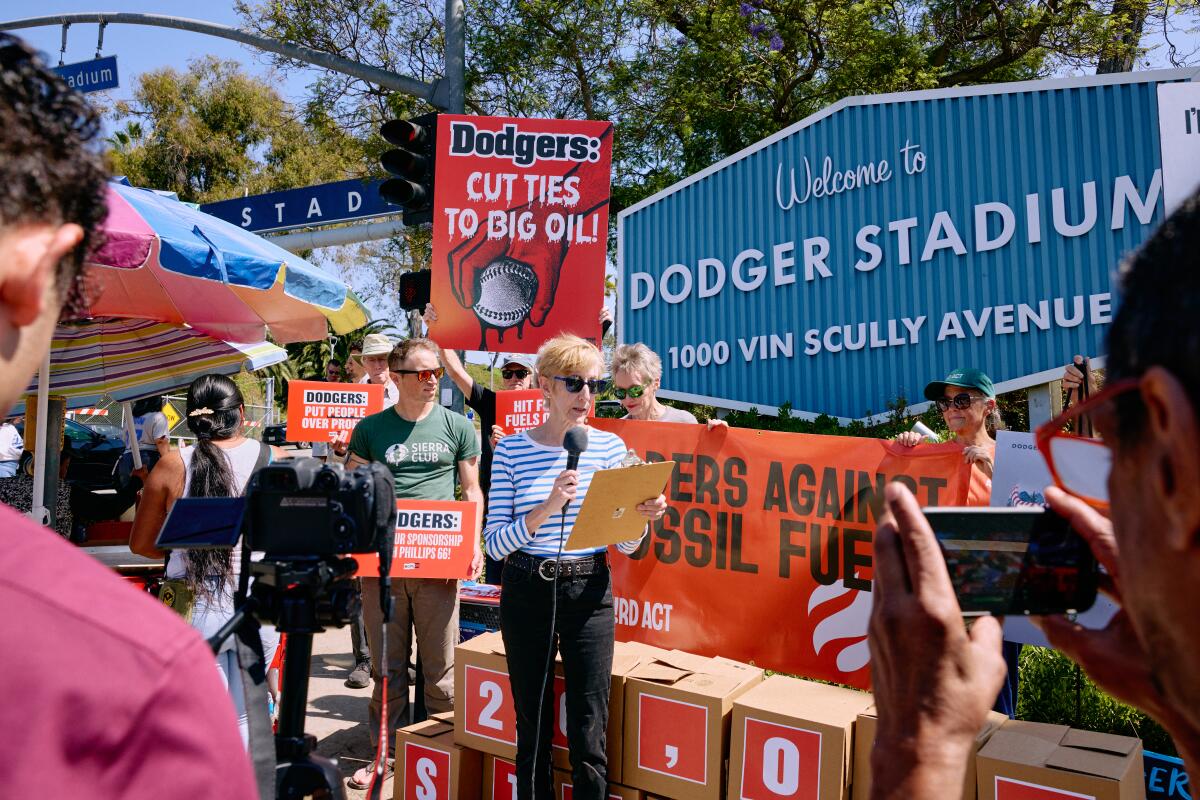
807 578 872 674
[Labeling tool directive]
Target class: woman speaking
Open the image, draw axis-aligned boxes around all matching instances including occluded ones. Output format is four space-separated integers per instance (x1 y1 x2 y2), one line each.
484 335 668 800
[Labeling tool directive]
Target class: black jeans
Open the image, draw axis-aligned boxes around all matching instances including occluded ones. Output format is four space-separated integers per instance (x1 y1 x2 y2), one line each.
501 558 614 800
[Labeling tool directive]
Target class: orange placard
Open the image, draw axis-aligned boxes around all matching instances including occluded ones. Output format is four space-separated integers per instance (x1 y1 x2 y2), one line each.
494 389 549 435
355 499 478 580
739 718 822 800
284 380 384 445
462 665 518 745
591 418 974 689
402 741 451 800
638 694 708 784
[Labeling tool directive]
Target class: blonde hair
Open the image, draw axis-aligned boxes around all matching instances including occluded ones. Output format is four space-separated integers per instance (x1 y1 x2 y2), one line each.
389 338 440 370
535 334 603 379
611 343 662 384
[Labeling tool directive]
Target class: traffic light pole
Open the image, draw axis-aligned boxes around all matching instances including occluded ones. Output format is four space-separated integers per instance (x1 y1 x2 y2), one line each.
444 0 465 114
1 10 465 111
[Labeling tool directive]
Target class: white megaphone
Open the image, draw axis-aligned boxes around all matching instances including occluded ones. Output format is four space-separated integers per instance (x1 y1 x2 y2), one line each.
911 420 941 443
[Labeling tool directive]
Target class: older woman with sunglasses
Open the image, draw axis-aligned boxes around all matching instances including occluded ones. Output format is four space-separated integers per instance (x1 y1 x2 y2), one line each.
612 343 726 428
485 334 668 800
894 368 1003 506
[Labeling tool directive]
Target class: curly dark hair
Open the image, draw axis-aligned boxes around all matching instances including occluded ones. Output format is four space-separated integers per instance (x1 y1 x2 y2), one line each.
0 33 108 312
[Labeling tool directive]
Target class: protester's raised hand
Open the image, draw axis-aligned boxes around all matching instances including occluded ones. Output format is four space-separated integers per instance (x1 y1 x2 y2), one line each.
422 303 439 331
489 424 505 448
868 483 1007 798
1063 355 1098 396
962 445 994 477
893 431 923 447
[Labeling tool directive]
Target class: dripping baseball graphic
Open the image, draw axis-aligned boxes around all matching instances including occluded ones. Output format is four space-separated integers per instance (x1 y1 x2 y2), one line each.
429 115 613 352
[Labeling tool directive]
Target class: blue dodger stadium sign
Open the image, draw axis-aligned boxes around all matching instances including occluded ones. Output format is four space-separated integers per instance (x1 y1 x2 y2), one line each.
619 70 1196 421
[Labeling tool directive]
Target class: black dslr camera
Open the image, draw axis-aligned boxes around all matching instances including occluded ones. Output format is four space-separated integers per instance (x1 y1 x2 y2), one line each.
244 458 396 556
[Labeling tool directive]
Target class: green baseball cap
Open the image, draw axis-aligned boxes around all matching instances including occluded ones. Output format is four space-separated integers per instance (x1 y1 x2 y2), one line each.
924 368 995 401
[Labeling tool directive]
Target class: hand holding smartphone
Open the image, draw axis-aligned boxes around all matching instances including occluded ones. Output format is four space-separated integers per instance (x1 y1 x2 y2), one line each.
921 506 1098 616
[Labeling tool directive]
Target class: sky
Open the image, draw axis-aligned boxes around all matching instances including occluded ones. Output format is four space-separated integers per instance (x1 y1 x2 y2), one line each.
6 0 321 108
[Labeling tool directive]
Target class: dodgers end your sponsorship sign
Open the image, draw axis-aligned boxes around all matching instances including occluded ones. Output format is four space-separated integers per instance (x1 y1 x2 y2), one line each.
619 71 1193 421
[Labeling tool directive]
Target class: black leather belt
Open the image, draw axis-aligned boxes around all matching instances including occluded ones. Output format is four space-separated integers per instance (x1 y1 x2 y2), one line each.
506 550 608 581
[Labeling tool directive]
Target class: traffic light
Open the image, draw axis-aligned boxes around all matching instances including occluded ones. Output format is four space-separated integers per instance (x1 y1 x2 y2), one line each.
380 112 439 226
399 269 431 312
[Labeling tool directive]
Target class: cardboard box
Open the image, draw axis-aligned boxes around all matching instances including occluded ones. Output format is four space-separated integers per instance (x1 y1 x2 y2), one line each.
852 706 1007 800
483 755 517 800
727 675 873 800
393 716 483 800
622 650 764 800
552 642 646 783
554 768 645 800
976 720 1144 800
454 631 519 760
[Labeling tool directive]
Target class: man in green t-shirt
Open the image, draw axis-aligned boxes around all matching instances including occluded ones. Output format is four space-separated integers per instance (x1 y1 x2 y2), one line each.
346 337 483 789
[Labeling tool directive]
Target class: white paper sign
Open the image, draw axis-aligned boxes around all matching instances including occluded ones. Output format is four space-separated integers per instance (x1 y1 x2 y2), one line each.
990 431 1117 646
1158 82 1200 216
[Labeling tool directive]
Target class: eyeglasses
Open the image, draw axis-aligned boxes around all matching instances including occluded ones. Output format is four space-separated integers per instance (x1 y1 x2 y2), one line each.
613 383 649 400
934 392 986 412
501 368 530 380
1035 378 1138 510
554 375 610 394
396 367 445 382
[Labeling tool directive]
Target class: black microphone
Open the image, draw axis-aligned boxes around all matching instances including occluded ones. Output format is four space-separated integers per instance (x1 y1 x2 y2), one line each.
562 426 589 513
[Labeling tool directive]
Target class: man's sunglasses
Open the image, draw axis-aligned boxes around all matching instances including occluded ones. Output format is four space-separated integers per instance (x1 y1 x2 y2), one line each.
396 367 445 382
554 376 610 394
502 368 531 380
934 392 985 412
613 384 648 400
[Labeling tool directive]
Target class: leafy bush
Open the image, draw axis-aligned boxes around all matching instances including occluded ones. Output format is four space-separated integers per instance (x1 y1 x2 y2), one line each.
1017 645 1177 756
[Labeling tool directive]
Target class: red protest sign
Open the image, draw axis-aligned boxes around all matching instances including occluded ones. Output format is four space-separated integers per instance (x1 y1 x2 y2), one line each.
355 499 478 579
285 381 385 445
428 115 612 353
494 389 549 435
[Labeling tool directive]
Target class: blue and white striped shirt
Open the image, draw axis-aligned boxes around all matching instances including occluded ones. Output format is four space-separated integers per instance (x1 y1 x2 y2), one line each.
484 428 646 559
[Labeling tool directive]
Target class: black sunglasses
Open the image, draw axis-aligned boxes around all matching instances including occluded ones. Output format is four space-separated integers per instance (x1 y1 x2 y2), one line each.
935 392 984 411
501 368 531 380
397 367 445 382
554 375 610 394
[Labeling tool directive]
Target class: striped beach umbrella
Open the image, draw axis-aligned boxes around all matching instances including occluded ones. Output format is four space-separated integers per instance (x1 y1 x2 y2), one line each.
14 318 286 413
77 181 370 344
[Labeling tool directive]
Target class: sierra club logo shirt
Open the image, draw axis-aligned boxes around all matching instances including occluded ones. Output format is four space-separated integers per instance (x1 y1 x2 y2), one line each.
348 404 479 500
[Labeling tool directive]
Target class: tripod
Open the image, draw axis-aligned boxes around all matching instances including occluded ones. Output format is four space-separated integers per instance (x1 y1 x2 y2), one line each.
213 556 360 800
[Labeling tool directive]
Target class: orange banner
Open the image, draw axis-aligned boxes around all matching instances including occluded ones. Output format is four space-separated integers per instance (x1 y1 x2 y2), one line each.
285 380 385 445
355 500 478 579
590 418 973 688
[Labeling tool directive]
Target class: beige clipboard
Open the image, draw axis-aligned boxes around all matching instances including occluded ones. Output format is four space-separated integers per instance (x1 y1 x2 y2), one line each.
566 461 675 550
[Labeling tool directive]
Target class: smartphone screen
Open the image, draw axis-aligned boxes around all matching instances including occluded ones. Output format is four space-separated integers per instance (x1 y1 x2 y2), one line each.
921 507 1098 616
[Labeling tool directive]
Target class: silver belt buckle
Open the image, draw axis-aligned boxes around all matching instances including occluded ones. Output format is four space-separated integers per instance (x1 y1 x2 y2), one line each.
537 559 558 580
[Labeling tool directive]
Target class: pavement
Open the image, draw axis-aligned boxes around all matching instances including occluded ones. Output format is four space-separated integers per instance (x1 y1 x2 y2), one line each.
301 626 401 799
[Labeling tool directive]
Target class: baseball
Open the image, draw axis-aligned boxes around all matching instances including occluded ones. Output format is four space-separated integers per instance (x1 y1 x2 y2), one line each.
473 258 538 328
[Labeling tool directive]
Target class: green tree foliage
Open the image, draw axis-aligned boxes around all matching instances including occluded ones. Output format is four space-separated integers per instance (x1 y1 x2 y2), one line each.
109 57 364 203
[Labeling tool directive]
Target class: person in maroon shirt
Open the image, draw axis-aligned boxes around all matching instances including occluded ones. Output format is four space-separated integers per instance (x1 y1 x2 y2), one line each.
0 34 257 798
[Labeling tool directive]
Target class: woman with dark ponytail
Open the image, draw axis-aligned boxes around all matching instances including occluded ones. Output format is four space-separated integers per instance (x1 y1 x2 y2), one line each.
131 374 285 746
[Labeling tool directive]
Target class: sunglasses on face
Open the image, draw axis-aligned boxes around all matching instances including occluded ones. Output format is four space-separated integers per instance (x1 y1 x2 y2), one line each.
554 375 610 394
502 368 530 380
613 383 649 400
935 392 985 412
397 367 445 382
